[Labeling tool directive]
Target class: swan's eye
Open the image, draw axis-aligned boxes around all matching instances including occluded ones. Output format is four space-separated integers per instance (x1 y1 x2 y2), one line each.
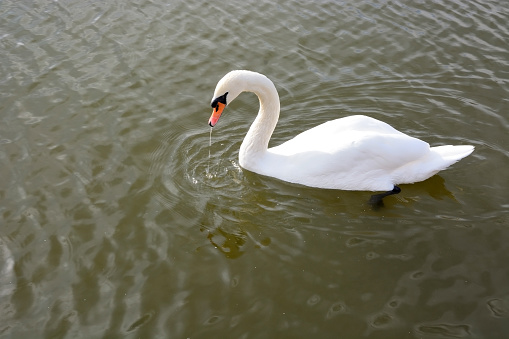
211 92 228 110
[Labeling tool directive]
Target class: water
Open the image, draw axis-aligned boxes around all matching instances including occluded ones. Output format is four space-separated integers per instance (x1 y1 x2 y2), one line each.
1 0 508 338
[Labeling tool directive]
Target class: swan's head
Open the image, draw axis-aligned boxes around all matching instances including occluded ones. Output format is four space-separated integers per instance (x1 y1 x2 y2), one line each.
208 70 251 127
209 92 228 127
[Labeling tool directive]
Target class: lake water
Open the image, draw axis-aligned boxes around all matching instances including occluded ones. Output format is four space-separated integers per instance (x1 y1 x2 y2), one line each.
1 0 509 338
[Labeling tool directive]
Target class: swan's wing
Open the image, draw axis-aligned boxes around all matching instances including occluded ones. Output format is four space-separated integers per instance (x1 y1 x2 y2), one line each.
352 132 430 170
270 115 430 171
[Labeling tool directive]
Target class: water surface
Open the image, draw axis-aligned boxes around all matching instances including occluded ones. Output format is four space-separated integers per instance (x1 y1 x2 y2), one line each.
1 0 509 338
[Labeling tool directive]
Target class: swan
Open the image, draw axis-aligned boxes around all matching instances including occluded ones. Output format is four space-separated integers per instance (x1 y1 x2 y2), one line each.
208 70 474 203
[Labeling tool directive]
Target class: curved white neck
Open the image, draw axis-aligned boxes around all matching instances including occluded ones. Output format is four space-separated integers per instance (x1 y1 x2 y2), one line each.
238 75 280 169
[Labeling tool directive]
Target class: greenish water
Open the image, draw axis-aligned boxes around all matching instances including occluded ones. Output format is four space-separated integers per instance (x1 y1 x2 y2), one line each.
1 0 508 338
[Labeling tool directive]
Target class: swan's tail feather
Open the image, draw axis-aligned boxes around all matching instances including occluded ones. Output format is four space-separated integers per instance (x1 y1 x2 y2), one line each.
421 145 474 178
431 145 475 163
394 145 474 185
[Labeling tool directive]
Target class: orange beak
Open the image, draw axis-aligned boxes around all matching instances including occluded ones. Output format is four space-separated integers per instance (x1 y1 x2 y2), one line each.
209 102 225 127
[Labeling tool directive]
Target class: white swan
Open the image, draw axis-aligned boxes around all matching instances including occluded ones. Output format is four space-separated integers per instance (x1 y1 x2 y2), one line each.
208 70 474 198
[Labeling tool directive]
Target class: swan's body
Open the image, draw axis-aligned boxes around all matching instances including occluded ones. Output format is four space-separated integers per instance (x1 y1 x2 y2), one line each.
209 70 474 192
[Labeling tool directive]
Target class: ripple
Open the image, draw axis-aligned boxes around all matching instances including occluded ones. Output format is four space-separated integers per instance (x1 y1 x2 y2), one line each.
326 302 348 319
0 240 15 299
416 323 471 338
487 298 509 318
126 312 153 332
369 312 394 328
306 294 321 306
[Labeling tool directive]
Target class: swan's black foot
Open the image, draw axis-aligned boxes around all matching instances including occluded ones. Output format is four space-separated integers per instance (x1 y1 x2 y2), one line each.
368 186 401 210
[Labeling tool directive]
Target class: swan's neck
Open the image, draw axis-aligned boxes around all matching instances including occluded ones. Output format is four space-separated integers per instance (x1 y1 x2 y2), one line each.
239 76 280 169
